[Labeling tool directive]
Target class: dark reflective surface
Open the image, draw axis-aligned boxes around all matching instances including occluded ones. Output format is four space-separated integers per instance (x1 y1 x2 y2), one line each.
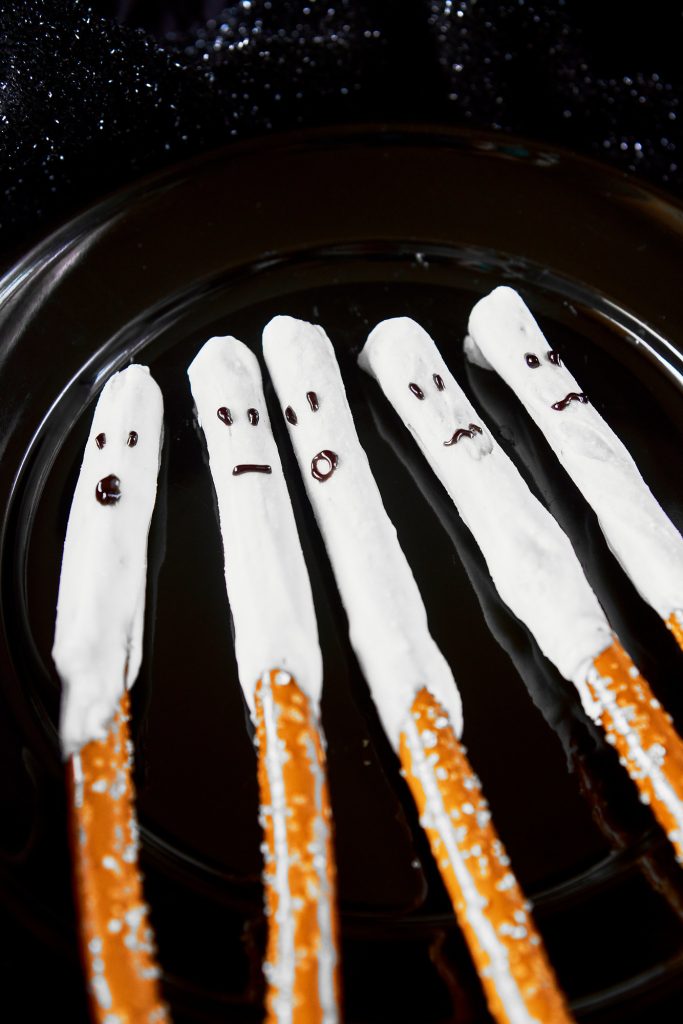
1 127 683 1022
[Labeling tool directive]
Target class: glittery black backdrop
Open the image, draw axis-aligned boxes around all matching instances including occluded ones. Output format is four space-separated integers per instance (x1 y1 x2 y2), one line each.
1 1 681 253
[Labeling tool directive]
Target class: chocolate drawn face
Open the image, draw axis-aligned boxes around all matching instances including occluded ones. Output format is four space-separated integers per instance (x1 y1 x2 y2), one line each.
93 428 140 504
521 348 589 412
406 371 491 457
283 388 340 482
215 404 274 475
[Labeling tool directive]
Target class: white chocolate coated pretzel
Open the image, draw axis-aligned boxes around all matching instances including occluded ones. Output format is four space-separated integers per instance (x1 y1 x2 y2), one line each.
53 364 164 758
263 315 463 749
188 336 322 712
267 316 572 1024
361 316 683 865
466 286 683 628
360 316 611 690
189 336 339 1024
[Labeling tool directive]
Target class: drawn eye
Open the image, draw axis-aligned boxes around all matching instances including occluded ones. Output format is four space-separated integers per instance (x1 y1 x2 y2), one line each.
217 407 233 425
285 406 298 425
524 353 540 368
306 391 319 411
248 408 259 425
547 350 562 366
127 431 138 447
409 383 425 399
95 432 106 449
433 374 445 391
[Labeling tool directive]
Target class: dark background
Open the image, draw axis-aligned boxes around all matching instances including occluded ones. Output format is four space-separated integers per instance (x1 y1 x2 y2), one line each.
1 1 682 261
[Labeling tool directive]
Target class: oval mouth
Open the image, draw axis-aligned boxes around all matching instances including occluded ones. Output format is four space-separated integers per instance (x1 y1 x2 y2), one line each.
311 450 339 481
95 474 122 505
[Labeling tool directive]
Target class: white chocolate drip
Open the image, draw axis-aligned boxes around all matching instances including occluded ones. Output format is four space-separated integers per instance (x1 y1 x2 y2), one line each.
359 317 612 687
187 336 322 713
262 315 463 750
466 286 683 621
53 365 163 757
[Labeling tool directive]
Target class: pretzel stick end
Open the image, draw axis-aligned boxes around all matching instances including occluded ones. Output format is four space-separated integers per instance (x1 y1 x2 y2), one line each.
68 691 168 1024
255 670 340 1024
588 639 683 863
399 687 572 1024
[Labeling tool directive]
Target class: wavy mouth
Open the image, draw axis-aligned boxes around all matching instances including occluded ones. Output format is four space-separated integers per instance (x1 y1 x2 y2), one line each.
444 423 483 447
551 392 588 412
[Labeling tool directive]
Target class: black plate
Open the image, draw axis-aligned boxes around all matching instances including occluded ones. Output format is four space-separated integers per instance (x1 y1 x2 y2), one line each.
2 125 683 1023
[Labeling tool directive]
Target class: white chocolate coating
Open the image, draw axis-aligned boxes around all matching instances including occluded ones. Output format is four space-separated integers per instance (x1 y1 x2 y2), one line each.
188 336 322 713
53 365 164 758
466 286 683 621
359 317 612 691
262 315 463 749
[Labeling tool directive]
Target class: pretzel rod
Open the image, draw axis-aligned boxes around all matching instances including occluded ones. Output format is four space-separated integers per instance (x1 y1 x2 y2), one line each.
255 670 339 1024
466 286 683 647
366 382 683 918
401 688 571 1024
52 365 166 1019
263 316 571 1024
360 316 683 866
69 691 168 1023
188 338 339 1022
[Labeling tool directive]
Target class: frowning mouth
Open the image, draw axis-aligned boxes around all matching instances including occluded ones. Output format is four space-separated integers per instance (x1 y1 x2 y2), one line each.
551 392 588 412
444 424 483 446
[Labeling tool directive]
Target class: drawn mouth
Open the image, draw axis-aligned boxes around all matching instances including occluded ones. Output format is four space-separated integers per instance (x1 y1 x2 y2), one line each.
95 474 121 505
444 424 483 446
551 392 588 412
232 464 272 476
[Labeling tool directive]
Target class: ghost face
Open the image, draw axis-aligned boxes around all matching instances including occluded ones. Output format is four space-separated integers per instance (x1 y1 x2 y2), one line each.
213 402 271 475
360 317 494 463
518 344 588 412
468 287 589 416
188 339 277 480
259 316 358 489
93 430 137 505
281 388 340 482
87 367 163 513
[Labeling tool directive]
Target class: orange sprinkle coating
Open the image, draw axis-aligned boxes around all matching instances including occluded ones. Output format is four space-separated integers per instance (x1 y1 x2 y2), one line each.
254 670 340 1024
67 691 168 1024
399 687 572 1024
667 610 683 653
587 639 683 862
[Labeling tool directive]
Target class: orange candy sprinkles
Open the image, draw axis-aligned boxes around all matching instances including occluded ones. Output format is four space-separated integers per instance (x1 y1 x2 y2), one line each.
68 691 168 1024
254 669 340 1024
400 687 573 1024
